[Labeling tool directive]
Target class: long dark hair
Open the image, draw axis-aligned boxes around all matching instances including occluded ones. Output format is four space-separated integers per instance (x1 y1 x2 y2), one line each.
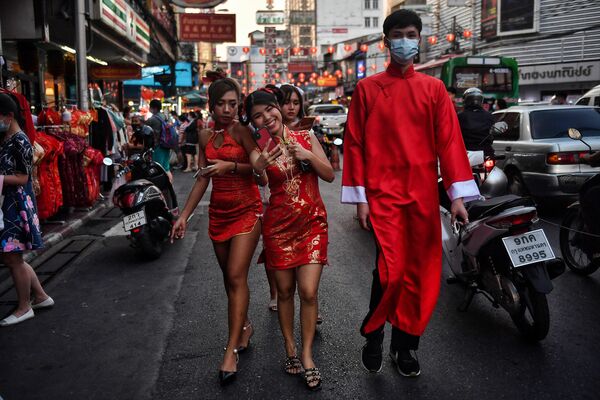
242 88 282 126
208 78 241 113
0 93 25 129
279 84 305 119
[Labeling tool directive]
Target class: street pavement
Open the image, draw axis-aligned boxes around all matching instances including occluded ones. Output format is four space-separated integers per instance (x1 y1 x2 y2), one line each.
1 168 599 400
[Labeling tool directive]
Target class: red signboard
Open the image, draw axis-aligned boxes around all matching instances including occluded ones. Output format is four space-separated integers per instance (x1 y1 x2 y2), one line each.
332 28 348 34
179 14 236 42
90 64 141 80
317 76 338 87
288 62 314 73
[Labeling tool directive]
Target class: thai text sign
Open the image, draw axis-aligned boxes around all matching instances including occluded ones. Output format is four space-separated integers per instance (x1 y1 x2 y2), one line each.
90 64 141 80
256 10 285 25
519 61 600 85
179 14 236 42
317 76 338 87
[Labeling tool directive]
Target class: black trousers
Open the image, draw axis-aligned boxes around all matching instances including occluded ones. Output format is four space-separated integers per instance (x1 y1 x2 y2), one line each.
360 246 420 350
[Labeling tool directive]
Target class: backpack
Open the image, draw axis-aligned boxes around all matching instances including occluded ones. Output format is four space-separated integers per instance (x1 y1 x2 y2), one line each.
158 116 179 149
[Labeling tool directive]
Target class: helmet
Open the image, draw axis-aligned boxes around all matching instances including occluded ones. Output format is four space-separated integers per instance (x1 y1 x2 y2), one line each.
463 87 483 107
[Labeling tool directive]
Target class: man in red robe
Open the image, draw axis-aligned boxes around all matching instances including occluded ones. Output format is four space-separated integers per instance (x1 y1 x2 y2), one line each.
342 10 480 377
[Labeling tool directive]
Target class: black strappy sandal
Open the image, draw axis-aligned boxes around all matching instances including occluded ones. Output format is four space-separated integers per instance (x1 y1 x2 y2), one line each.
304 367 322 391
236 322 254 353
284 355 304 375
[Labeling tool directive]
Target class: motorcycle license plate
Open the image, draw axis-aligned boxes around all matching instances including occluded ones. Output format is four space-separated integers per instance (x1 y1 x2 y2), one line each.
123 210 147 231
502 229 556 268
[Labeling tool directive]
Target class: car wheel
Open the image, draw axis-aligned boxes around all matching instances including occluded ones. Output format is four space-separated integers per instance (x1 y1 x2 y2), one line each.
507 170 529 196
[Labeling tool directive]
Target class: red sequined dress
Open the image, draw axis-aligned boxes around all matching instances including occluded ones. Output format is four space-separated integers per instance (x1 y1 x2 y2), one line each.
204 129 262 242
262 128 328 269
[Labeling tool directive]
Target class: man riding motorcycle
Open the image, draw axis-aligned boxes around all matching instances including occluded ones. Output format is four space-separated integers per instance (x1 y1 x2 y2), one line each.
458 88 495 157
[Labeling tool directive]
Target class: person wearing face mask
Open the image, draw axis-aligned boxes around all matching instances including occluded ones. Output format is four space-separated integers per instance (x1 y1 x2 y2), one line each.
342 9 479 377
0 93 52 327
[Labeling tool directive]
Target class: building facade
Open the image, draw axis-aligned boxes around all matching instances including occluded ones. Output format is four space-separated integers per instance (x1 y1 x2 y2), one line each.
418 0 600 102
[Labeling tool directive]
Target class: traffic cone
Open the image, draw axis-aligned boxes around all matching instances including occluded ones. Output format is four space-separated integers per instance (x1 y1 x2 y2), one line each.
331 144 341 171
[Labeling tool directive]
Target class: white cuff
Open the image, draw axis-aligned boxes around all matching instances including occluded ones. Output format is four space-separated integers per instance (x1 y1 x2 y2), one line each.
447 180 481 203
341 185 368 204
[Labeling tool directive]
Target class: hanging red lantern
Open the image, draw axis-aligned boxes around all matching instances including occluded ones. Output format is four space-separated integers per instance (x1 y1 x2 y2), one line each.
290 78 295 83
310 47 317 54
446 33 456 42
299 72 306 80
236 70 243 76
378 42 385 50
371 64 377 71
344 44 352 52
154 89 165 99
263 73 269 78
384 61 390 68
292 47 301 55
304 81 309 86
327 45 335 54
275 73 280 79
287 72 293 79
242 79 247 84
250 71 256 77
141 87 154 100
276 48 284 55
360 44 368 52
323 70 329 77
335 69 342 76
347 68 353 74
259 48 266 55
243 46 250 54
311 72 318 79
463 29 473 39
428 36 438 45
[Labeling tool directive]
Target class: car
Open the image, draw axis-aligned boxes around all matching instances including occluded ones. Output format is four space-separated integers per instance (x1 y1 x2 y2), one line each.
575 84 600 107
491 105 600 200
306 104 347 137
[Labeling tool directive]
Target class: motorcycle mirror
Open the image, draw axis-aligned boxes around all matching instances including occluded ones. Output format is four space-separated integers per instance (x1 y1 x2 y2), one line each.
333 138 343 146
568 128 582 140
103 157 114 166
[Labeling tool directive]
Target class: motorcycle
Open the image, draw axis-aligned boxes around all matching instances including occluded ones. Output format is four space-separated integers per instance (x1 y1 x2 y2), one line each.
559 128 600 275
104 149 179 259
313 122 343 162
440 122 565 342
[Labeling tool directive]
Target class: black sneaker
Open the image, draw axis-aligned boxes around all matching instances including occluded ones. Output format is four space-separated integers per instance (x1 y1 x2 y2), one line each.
389 348 420 377
361 334 383 373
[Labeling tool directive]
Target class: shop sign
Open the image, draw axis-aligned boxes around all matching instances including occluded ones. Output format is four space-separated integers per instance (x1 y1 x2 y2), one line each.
289 62 314 73
481 0 498 39
519 61 600 85
171 0 226 7
289 10 315 25
99 0 150 53
317 76 338 87
90 64 141 80
332 28 348 34
179 14 236 42
498 0 538 36
256 10 285 25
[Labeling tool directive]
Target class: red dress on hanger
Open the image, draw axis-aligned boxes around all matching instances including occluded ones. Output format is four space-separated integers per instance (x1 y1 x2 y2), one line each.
262 128 328 269
204 128 262 242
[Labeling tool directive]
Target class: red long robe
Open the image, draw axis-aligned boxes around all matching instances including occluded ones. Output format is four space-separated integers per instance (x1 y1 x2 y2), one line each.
342 63 479 336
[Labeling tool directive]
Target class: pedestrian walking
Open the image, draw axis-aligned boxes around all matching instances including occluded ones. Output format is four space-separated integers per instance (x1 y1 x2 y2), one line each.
341 9 479 377
145 99 174 183
181 111 200 172
244 88 334 391
0 93 53 327
170 78 262 386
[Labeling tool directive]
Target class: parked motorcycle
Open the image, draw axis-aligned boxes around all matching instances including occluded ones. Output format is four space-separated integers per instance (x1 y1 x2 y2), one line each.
104 149 179 259
559 128 600 275
313 122 343 160
440 122 565 342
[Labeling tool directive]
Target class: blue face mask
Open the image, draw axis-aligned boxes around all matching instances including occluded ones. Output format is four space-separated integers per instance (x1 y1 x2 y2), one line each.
389 38 419 63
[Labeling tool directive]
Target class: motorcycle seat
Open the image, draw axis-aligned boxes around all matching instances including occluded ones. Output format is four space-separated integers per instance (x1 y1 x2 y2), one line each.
114 179 156 195
466 195 536 221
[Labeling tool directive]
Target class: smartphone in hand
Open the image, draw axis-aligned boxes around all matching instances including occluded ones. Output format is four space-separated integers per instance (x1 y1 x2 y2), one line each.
295 116 316 130
193 165 215 178
254 127 279 152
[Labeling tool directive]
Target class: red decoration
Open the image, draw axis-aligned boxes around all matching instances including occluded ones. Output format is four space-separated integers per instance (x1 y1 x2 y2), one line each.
360 44 368 52
275 73 280 79
446 33 456 42
243 46 250 53
344 44 352 52
236 70 243 76
259 48 266 55
141 87 154 100
371 64 377 71
378 42 385 50
463 29 473 39
310 47 317 54
347 68 353 74
428 36 438 45
154 89 165 99
287 72 293 79
323 70 329 77
299 72 306 81
311 72 318 79
292 47 301 55
263 73 269 78
250 71 256 77
327 46 335 54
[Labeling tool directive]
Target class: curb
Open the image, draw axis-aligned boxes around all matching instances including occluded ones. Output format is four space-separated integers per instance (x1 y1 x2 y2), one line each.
23 201 111 264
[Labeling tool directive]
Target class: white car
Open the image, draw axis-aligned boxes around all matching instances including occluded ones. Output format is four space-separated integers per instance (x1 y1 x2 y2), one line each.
307 104 347 137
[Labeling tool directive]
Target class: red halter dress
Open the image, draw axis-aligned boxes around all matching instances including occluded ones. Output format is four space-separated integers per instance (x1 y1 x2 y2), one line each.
204 129 262 242
262 128 328 269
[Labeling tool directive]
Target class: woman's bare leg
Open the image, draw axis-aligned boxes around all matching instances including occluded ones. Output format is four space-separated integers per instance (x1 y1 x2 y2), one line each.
296 263 323 370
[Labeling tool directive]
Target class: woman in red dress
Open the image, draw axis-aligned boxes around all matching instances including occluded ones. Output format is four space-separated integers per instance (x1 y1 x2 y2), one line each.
245 89 334 391
171 78 264 386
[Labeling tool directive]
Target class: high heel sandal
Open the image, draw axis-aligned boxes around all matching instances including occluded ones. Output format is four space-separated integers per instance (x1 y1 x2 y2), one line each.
218 348 238 386
304 367 322 391
236 322 254 353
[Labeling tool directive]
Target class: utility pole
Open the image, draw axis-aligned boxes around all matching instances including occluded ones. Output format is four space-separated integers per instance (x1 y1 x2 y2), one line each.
470 0 477 54
75 0 89 111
